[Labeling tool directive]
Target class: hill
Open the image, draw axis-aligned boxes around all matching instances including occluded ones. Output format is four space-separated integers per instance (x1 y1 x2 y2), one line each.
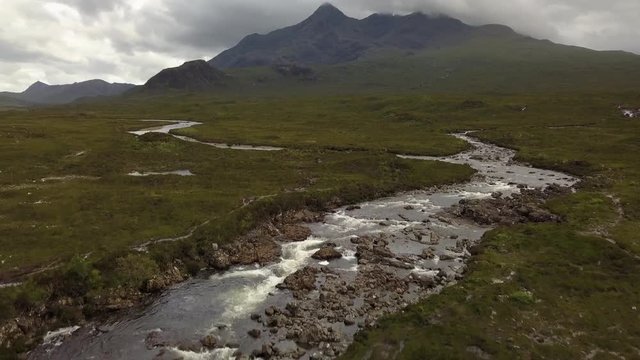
2 79 135 105
140 60 229 92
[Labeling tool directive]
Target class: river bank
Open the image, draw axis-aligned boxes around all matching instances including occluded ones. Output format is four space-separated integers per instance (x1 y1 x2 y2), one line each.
18 132 577 360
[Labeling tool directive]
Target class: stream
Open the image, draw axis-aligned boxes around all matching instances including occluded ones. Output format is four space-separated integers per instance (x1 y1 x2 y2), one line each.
30 123 577 359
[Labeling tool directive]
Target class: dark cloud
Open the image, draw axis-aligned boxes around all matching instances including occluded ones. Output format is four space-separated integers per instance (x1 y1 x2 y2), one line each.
1 0 639 91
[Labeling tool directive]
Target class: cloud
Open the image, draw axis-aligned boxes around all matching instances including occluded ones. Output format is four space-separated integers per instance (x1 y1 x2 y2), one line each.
0 0 639 91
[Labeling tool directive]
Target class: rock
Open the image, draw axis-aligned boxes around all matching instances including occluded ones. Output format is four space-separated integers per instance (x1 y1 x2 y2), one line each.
344 316 356 326
281 225 312 242
372 246 394 258
404 205 415 210
420 248 435 259
381 258 414 270
250 313 262 322
227 238 282 266
277 267 318 292
210 251 231 270
345 205 361 211
248 329 262 338
265 306 277 316
145 330 169 349
412 272 437 287
177 340 202 352
200 335 219 350
312 246 342 261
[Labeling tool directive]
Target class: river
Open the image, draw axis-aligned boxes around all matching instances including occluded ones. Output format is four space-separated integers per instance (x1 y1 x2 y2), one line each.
30 123 577 359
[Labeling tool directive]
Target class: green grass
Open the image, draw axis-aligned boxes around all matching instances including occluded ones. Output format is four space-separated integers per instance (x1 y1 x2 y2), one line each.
339 94 640 359
1 90 639 358
0 109 473 274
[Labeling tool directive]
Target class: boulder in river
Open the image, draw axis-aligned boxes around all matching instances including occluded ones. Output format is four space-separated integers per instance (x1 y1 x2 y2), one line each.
277 267 318 292
280 224 312 242
312 246 343 261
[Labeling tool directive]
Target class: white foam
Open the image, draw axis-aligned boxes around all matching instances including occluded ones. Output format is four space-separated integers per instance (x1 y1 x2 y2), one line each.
411 268 439 277
43 326 80 347
211 237 324 327
342 249 357 261
165 347 236 360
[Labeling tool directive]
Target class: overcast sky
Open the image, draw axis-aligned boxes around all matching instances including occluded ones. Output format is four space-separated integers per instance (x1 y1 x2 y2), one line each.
1 0 639 91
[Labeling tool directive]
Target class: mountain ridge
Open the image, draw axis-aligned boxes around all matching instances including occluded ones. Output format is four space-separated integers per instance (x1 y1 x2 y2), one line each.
2 79 135 105
209 4 517 69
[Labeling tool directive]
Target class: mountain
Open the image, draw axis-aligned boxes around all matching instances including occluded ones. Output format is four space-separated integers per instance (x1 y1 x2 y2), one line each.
141 60 229 92
210 3 513 69
141 4 640 95
2 79 135 105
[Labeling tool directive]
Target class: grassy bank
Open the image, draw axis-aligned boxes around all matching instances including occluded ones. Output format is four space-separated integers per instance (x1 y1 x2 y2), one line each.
341 98 640 359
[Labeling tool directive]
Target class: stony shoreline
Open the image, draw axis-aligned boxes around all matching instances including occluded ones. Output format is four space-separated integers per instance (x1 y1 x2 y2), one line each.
4 182 571 359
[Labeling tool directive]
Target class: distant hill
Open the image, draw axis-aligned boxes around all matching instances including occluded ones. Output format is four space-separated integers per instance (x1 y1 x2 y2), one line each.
0 94 31 108
140 60 229 92
210 3 515 69
2 79 135 105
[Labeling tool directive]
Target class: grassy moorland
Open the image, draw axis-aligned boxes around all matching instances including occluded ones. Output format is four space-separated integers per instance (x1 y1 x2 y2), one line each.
0 91 639 358
341 95 640 359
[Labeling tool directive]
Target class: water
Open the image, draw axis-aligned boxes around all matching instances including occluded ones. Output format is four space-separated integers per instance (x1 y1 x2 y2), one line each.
30 132 577 359
128 170 194 177
130 120 284 152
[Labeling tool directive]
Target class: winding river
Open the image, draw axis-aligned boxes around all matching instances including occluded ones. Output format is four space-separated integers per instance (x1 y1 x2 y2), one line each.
30 122 577 360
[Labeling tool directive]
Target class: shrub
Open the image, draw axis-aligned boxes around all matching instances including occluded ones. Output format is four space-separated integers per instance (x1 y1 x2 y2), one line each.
13 282 48 312
114 254 159 288
509 290 535 305
61 256 102 297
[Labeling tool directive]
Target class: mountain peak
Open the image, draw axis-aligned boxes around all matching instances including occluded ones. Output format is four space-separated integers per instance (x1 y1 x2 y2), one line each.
308 3 347 21
26 81 49 91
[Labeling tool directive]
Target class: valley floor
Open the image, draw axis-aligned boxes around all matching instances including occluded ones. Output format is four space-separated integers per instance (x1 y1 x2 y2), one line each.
0 92 639 358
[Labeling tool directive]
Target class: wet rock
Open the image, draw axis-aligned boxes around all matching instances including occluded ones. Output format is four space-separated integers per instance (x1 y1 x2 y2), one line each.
420 248 436 259
312 247 342 261
373 246 394 258
227 238 282 266
411 272 437 287
200 334 219 350
345 205 361 211
265 306 278 316
177 340 202 352
248 329 262 338
280 225 312 242
448 187 564 226
210 251 231 270
344 316 356 326
143 266 185 293
145 330 169 349
277 267 318 292
381 258 414 270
